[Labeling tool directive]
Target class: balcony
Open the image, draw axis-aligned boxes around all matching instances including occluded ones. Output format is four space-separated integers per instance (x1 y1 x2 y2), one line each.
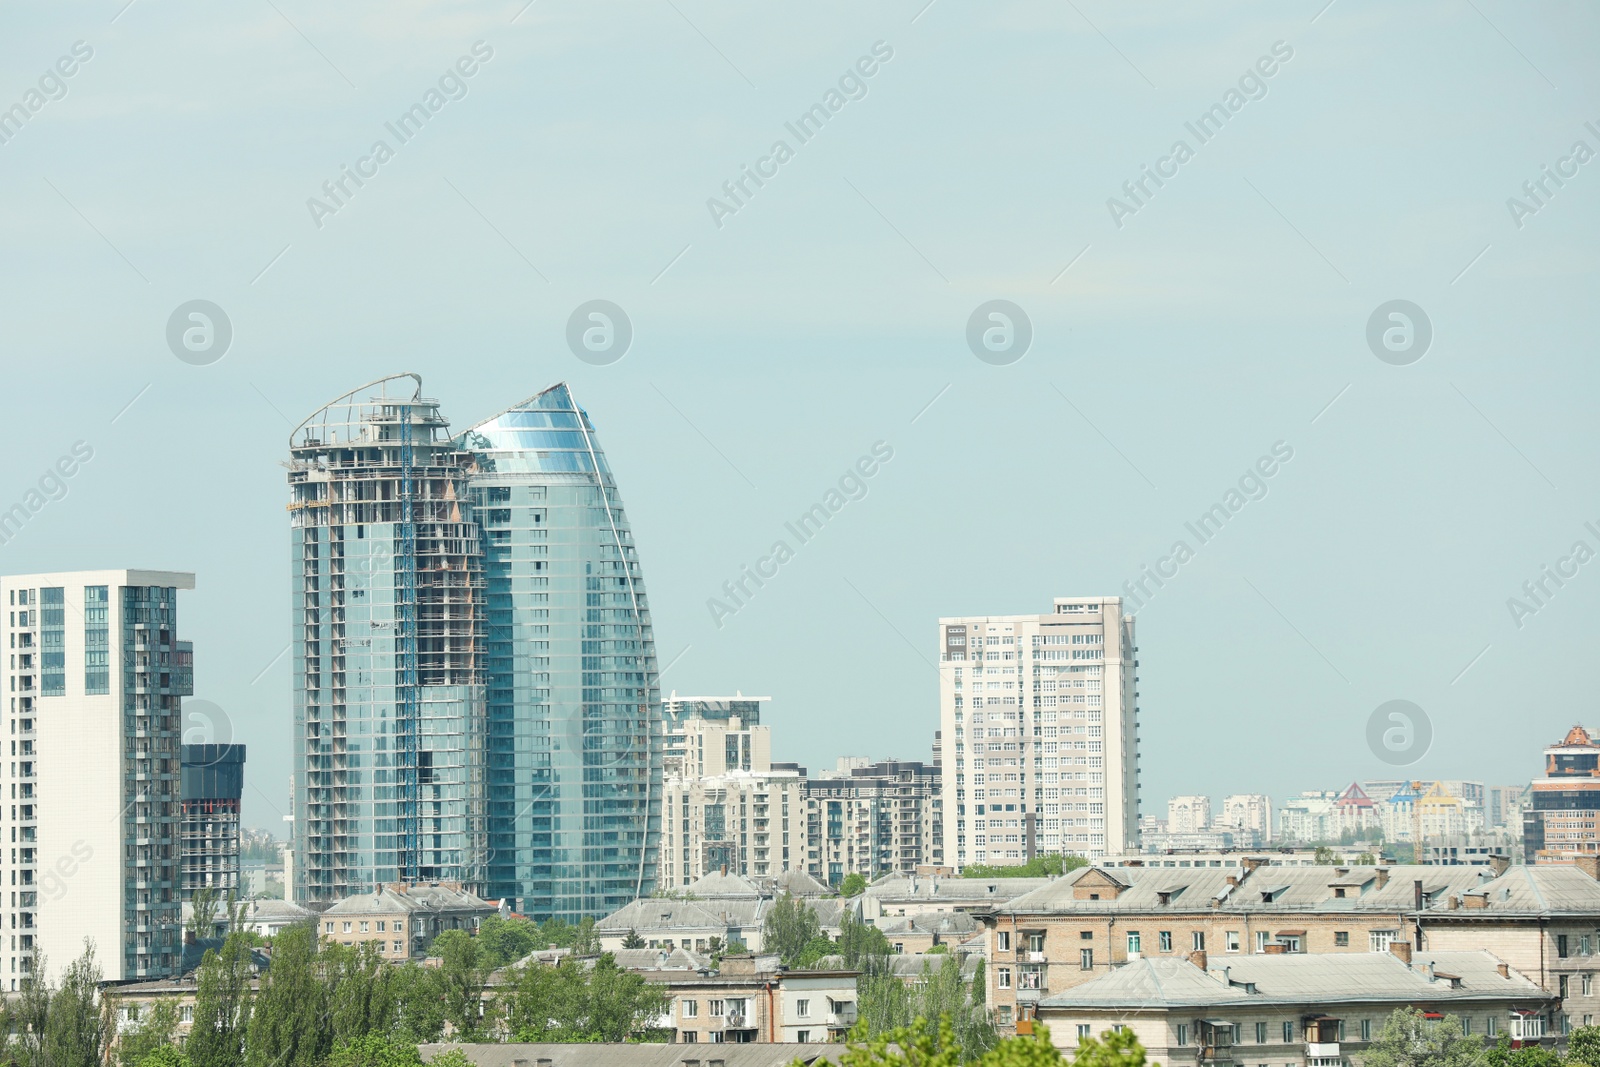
1014 987 1047 1004
1307 1045 1341 1060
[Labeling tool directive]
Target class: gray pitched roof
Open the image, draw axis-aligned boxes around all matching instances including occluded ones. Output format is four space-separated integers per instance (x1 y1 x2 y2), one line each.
1428 864 1600 916
1039 951 1552 1010
323 884 495 916
866 874 1050 904
596 898 767 933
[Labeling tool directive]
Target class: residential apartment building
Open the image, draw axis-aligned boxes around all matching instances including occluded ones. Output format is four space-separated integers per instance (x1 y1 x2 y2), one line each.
1278 791 1339 842
180 743 244 899
939 597 1138 870
1167 796 1211 834
1 570 194 984
1034 948 1555 1056
805 758 942 886
288 376 660 920
657 954 858 1044
1525 726 1600 863
318 882 497 960
980 858 1600 1037
658 698 803 886
1219 793 1272 843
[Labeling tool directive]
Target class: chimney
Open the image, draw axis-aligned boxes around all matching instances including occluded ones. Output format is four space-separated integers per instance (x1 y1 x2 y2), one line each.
1490 854 1512 877
720 865 728 876
1572 856 1600 882
1413 879 1425 911
1390 941 1412 965
1464 893 1488 910
1497 962 1510 979
1188 950 1208 970
1263 942 1288 955
1335 867 1350 876
1375 868 1390 889
1426 961 1437 982
1447 895 1460 910
1226 875 1239 887
1240 856 1266 875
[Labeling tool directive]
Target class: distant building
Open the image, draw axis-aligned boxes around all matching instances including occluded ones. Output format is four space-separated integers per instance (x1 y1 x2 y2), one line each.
181 744 245 899
1218 793 1273 843
805 759 942 885
1278 790 1339 842
0 570 195 985
1489 785 1528 832
938 597 1139 869
657 696 804 886
317 883 497 960
1525 726 1600 863
1167 796 1211 835
1332 782 1380 839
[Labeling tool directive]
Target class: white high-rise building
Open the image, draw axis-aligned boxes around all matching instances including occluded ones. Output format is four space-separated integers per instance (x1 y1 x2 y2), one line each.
1220 793 1273 842
1167 795 1212 834
1 570 193 985
938 597 1138 868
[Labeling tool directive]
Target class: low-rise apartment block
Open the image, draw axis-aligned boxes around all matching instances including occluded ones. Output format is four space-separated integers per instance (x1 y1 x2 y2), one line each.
1034 948 1555 1057
318 882 497 960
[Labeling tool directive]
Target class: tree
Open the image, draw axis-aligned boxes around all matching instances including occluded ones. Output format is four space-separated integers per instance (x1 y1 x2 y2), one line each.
477 915 542 967
134 1050 193 1067
426 1052 473 1067
1313 845 1338 864
189 887 220 938
854 957 994 1062
795 935 837 969
622 928 645 949
837 910 893 972
960 854 1088 879
763 893 822 967
116 998 182 1067
433 930 491 1039
322 1034 424 1067
502 954 668 1042
1569 1024 1600 1066
324 941 399 1049
43 940 113 1067
825 1014 1064 1066
839 873 868 897
245 922 326 1067
1361 1007 1483 1067
1482 1035 1563 1067
188 933 255 1067
389 964 446 1045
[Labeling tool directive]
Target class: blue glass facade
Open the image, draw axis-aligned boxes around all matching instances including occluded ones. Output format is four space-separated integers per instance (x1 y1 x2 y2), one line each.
459 384 660 921
291 377 657 918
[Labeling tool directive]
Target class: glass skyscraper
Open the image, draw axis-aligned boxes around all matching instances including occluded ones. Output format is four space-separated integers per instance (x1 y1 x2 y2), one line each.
289 377 658 918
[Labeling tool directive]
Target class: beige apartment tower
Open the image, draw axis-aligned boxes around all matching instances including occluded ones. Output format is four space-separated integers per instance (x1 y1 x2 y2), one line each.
938 597 1138 869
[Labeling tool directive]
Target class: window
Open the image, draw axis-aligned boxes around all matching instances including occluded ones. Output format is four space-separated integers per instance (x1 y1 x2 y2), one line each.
683 1000 698 1018
1561 975 1570 998
1335 931 1349 947
1585 974 1594 997
1283 1022 1294 1042
1370 930 1399 952
342 922 352 933
997 931 1011 951
998 1006 1013 1025
1487 1017 1498 1037
796 1031 810 1043
709 1000 724 1016
1361 1019 1371 1041
1027 932 1045 954
1077 1025 1092 1039
1080 948 1094 970
392 941 402 953
1463 1018 1472 1035
1256 1022 1267 1043
1226 931 1240 953
1256 931 1270 953
796 999 810 1017
359 921 369 933
1177 1024 1189 1045
1127 931 1141 955
1159 931 1173 952
1193 931 1206 952
998 967 1012 989
1560 935 1571 959
83 587 108 695
1081 930 1094 940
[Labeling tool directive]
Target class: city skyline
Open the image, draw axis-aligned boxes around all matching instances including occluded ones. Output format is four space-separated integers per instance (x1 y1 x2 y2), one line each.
1 2 1595 841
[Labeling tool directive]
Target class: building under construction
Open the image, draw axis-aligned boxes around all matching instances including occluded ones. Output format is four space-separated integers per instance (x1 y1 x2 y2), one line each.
287 375 660 919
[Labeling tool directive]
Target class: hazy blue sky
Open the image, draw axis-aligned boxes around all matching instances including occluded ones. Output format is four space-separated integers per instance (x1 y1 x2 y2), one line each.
2 0 1596 833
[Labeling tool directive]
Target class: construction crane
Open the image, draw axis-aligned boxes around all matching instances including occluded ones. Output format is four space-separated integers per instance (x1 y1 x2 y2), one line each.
1413 781 1424 863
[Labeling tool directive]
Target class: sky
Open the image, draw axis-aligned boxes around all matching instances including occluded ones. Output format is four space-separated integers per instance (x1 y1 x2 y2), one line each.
1 0 1597 834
